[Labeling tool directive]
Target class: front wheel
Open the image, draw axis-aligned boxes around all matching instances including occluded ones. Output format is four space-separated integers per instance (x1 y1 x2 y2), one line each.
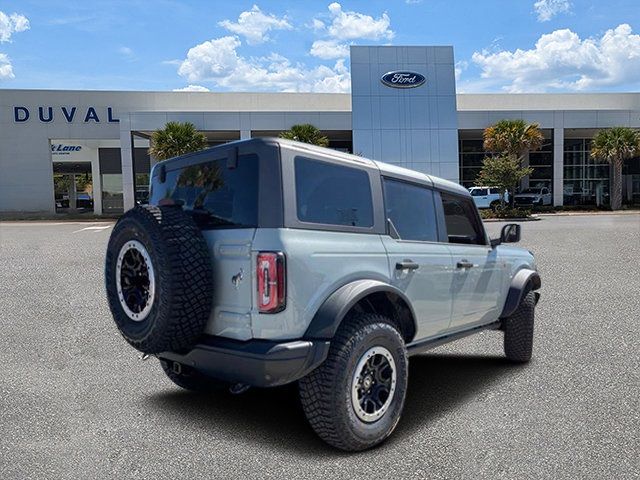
503 291 536 362
299 313 408 451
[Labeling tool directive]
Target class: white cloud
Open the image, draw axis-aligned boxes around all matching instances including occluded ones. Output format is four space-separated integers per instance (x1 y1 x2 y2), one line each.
118 46 136 61
324 2 393 41
533 0 571 22
471 24 640 92
173 85 210 92
308 3 394 60
310 39 350 60
309 18 325 32
0 11 29 42
405 0 423 4
177 35 350 92
455 60 468 82
0 52 14 79
219 5 291 45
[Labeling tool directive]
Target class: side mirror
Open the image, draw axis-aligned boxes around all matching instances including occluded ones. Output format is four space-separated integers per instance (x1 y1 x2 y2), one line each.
491 223 521 247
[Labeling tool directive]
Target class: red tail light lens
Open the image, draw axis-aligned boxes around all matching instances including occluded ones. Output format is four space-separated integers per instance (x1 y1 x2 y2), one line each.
257 252 286 313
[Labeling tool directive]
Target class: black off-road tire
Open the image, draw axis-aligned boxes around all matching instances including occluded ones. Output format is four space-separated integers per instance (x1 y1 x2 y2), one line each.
159 359 229 393
299 313 408 451
490 200 501 212
503 291 536 362
105 205 213 354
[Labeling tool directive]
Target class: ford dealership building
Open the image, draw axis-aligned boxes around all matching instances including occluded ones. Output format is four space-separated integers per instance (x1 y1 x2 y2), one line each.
1 45 639 215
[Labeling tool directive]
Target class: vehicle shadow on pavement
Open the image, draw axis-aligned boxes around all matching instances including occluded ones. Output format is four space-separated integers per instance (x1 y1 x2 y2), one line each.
145 353 520 456
389 353 520 445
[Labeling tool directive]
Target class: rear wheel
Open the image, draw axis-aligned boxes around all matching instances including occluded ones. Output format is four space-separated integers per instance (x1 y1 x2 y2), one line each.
503 291 536 362
490 200 502 212
299 313 408 451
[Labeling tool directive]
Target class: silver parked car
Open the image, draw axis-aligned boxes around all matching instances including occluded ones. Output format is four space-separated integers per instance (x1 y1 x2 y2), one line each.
515 187 552 206
105 138 541 451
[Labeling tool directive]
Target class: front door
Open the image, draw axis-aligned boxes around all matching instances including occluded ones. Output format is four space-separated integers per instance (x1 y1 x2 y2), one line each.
439 191 505 330
381 178 454 339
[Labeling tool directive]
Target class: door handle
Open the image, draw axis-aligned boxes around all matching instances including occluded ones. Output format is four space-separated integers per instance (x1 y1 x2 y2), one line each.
396 260 419 271
456 260 474 269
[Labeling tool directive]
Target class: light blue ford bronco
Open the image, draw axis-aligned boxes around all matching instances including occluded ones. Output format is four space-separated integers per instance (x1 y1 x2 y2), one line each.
105 138 541 451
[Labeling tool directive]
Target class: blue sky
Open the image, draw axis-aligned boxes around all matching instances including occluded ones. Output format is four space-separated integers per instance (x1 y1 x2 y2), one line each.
0 0 639 93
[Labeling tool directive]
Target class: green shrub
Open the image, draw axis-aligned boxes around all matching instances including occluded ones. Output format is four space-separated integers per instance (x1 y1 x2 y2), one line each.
480 207 532 219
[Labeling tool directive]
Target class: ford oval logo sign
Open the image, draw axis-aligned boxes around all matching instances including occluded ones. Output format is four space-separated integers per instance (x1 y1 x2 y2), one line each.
380 71 426 89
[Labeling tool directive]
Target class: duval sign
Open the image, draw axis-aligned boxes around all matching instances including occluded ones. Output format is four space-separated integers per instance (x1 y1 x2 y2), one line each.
380 71 426 89
13 106 119 123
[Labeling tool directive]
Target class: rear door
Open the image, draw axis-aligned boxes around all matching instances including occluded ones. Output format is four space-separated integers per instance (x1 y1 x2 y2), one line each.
437 191 505 330
151 151 261 340
380 178 454 339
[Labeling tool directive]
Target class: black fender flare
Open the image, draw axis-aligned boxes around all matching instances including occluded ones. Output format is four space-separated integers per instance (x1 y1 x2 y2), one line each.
500 269 541 318
304 279 417 340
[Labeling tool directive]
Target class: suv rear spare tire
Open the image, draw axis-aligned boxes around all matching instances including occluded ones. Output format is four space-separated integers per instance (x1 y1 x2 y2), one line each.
105 205 213 354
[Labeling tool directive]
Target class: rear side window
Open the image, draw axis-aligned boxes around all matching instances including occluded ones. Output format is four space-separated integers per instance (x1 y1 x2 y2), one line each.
441 192 486 245
295 157 373 227
383 178 437 242
152 154 259 228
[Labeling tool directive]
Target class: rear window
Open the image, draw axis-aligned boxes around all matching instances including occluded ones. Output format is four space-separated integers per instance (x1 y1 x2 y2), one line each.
151 154 259 229
294 157 373 227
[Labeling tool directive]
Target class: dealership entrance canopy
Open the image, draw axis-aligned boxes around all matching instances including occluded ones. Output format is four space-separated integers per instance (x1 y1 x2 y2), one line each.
1 45 639 215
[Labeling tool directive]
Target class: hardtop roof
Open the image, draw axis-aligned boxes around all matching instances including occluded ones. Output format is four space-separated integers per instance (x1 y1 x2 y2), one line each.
157 137 469 196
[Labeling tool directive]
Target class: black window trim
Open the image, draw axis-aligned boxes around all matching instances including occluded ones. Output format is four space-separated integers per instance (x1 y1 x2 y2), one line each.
381 175 442 244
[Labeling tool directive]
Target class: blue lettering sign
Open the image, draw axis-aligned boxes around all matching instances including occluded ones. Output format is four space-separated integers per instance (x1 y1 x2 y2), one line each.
107 107 119 123
38 106 54 122
14 106 29 122
61 106 76 122
84 107 99 123
51 144 82 154
13 105 118 123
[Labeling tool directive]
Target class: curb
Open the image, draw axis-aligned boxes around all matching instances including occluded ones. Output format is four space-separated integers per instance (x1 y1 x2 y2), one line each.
482 217 541 222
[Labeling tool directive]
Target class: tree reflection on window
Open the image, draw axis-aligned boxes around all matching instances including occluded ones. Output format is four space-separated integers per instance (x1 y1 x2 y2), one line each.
175 162 224 208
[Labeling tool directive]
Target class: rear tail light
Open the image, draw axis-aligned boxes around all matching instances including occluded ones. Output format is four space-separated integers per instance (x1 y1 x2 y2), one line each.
257 252 286 313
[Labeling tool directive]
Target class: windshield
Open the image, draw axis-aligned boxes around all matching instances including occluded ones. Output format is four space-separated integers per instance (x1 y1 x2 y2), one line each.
520 188 540 194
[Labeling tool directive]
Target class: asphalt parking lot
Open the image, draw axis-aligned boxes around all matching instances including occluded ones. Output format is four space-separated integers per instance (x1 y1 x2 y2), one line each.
0 214 638 479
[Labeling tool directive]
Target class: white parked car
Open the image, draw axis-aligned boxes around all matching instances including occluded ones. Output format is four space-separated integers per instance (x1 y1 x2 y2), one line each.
469 186 508 209
514 187 552 206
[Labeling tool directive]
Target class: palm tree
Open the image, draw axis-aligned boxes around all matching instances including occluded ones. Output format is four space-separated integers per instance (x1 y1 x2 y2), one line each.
482 119 544 206
149 121 208 161
590 127 640 210
483 119 545 159
279 124 329 147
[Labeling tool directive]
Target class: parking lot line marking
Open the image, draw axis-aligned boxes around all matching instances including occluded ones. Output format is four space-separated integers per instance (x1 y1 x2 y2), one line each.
72 225 112 233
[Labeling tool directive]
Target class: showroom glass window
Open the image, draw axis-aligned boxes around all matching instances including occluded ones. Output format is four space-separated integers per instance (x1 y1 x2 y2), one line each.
440 192 486 245
563 139 610 205
383 178 438 242
294 157 373 227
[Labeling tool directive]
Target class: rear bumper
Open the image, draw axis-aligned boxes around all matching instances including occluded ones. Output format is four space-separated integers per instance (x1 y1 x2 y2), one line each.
160 336 331 388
